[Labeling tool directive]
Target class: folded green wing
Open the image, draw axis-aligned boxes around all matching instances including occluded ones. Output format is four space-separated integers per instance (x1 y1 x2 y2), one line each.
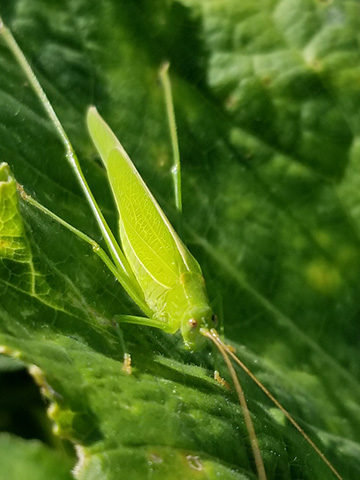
87 107 201 310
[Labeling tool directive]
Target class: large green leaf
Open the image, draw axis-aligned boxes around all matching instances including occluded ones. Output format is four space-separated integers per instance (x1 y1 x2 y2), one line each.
0 1 360 479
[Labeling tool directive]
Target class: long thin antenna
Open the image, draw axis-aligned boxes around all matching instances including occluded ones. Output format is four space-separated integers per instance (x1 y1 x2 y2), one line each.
201 328 267 480
206 328 344 480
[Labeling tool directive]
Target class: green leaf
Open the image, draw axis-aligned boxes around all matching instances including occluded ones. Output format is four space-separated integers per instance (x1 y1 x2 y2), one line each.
0 1 359 479
0 434 73 480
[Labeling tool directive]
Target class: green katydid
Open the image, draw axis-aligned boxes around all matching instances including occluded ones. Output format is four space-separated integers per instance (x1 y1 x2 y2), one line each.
0 17 345 480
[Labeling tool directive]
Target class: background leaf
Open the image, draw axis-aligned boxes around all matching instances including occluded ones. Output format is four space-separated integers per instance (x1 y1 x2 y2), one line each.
0 0 360 479
0 434 73 480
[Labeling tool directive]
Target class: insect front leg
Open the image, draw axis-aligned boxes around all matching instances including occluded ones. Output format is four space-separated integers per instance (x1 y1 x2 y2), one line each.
114 314 177 374
114 314 173 331
112 320 132 375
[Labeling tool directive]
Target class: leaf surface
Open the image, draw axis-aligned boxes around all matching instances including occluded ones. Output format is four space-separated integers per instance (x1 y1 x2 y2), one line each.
0 1 359 479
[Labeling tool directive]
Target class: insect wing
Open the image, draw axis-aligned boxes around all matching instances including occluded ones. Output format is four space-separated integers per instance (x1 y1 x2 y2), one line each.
87 107 202 308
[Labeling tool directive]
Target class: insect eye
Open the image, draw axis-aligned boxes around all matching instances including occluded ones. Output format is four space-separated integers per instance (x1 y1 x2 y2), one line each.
188 318 197 329
211 314 218 326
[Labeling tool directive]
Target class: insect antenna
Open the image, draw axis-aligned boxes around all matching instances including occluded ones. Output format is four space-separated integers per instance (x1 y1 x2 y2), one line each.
203 328 344 480
201 328 267 480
